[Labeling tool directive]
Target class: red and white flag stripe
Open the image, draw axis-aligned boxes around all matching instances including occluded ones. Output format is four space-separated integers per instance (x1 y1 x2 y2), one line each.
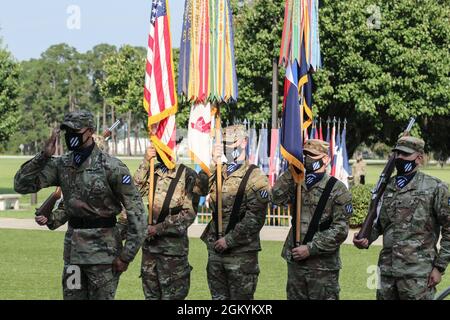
143 0 177 169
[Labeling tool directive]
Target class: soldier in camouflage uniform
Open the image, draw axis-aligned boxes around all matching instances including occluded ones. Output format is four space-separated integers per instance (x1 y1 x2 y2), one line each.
201 125 270 300
354 136 450 300
352 154 366 185
14 110 147 300
35 131 110 228
272 139 353 300
120 144 205 300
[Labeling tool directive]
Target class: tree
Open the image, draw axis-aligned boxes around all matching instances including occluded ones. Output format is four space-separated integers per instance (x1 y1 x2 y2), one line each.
315 0 450 156
99 46 193 152
232 0 450 156
98 45 147 120
0 39 20 147
232 0 285 125
85 44 118 130
98 45 148 154
8 44 92 154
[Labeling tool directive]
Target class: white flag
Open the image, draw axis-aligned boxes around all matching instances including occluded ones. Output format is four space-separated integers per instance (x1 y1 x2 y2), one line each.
188 102 213 175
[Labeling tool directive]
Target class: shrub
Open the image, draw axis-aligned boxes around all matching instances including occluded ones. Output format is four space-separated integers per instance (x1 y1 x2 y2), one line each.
349 184 373 228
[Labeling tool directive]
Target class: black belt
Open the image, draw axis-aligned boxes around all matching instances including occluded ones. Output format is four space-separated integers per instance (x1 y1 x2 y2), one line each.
69 216 117 229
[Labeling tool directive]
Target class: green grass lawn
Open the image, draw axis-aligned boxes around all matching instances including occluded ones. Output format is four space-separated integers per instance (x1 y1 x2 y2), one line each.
1 229 448 300
1 158 450 300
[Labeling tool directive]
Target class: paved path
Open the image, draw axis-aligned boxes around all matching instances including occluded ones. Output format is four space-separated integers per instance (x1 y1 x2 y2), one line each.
0 217 382 246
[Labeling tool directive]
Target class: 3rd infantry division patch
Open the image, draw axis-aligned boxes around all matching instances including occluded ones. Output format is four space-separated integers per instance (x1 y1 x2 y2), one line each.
122 175 132 185
345 204 353 214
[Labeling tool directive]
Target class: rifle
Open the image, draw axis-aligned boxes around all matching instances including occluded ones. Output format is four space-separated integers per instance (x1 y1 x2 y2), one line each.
356 117 416 241
35 120 122 217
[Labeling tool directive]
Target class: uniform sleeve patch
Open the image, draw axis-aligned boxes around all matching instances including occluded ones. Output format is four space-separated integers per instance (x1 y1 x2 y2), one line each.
122 175 132 185
345 204 353 214
260 190 269 199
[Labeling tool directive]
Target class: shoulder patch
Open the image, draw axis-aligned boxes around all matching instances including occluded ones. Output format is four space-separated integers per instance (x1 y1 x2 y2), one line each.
260 190 269 199
122 175 132 185
345 203 353 214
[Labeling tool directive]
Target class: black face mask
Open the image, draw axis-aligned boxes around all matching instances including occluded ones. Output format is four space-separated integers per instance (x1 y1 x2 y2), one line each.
395 158 417 175
65 129 89 151
223 143 244 163
73 143 95 167
304 156 324 173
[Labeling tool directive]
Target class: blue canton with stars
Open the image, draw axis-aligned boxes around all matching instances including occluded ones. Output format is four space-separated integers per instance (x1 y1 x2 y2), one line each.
151 0 166 25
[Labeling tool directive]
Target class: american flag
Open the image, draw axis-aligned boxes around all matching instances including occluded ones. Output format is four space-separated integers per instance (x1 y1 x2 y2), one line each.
144 0 177 169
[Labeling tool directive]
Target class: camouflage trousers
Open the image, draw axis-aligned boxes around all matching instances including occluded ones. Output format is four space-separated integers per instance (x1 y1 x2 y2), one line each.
207 252 260 300
287 263 340 300
141 249 192 300
377 275 436 300
62 263 120 300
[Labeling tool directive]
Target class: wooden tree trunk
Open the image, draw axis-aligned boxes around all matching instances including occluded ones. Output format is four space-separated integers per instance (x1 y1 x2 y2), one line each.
127 111 132 156
102 101 107 130
137 127 142 155
134 122 139 156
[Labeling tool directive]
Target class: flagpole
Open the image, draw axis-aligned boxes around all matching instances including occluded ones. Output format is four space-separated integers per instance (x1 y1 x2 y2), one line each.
295 182 302 246
214 104 223 238
148 126 157 226
148 156 155 226
296 86 305 246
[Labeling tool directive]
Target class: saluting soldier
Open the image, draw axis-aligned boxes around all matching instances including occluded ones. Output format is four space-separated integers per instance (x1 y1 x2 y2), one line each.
14 110 147 300
272 139 353 300
354 136 450 300
201 125 270 300
35 131 110 228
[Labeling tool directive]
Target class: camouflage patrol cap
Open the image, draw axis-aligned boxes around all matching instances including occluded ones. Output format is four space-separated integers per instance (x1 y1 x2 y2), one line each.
393 136 425 154
223 125 248 144
303 139 329 157
60 110 96 131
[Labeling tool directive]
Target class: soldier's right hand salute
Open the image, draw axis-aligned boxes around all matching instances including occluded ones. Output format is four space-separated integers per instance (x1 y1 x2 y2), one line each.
43 128 60 158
